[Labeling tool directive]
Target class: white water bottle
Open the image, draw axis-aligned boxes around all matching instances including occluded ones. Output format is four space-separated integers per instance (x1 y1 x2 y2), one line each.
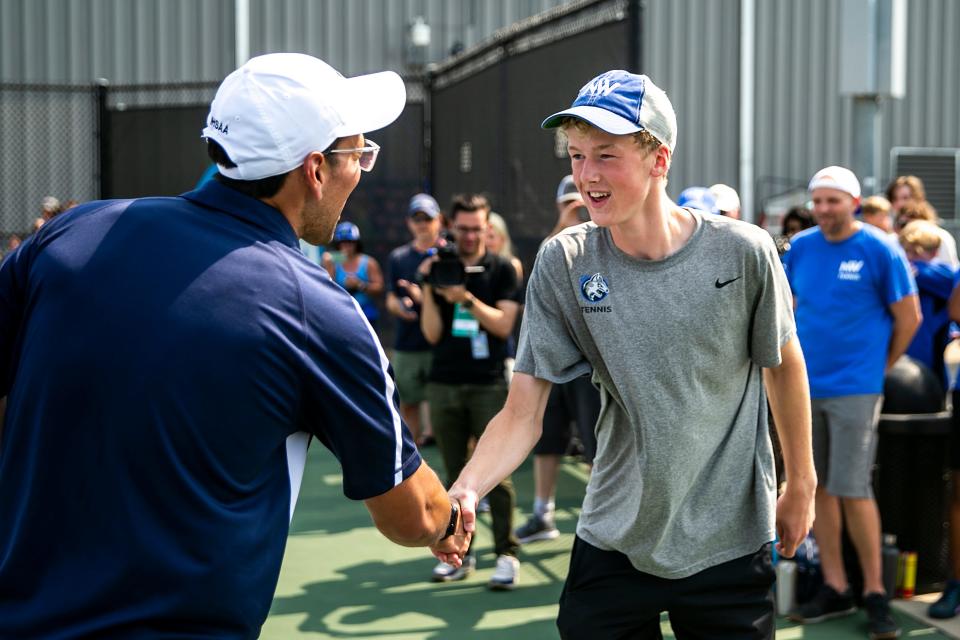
776 560 797 616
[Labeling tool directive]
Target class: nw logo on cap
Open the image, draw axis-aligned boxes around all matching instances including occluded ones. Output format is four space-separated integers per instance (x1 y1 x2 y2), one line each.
210 117 229 135
582 77 621 99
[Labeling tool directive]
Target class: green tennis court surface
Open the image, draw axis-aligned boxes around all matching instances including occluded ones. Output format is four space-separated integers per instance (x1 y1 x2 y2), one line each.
263 445 951 639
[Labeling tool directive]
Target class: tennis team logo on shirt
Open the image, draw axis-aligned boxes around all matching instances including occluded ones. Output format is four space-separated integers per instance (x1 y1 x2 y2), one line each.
837 260 864 281
580 273 612 313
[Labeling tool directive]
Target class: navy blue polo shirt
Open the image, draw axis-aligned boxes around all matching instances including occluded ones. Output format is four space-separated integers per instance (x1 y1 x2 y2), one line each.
0 180 421 638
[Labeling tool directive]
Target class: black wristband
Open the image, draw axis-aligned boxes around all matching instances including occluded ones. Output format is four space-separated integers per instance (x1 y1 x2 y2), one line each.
439 501 460 540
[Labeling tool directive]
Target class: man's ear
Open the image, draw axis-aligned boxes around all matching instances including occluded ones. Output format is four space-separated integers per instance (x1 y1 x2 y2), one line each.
303 151 326 197
650 146 671 178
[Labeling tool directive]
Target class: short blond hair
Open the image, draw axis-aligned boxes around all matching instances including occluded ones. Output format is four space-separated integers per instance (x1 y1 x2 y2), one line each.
558 117 663 155
861 195 891 217
899 220 941 253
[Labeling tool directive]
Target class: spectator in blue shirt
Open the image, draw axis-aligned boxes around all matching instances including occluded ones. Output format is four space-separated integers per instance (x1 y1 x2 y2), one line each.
785 166 920 638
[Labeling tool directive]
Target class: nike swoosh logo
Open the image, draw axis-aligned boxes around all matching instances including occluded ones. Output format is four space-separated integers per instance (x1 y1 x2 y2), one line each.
715 276 741 288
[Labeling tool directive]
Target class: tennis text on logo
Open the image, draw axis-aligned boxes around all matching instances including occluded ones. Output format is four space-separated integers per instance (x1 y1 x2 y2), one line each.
580 305 613 313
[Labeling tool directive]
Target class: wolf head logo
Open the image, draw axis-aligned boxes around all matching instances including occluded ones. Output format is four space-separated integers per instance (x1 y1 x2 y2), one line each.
581 273 610 302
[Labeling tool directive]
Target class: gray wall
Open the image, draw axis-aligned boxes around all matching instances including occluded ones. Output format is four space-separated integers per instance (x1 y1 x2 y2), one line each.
641 0 741 202
644 0 960 216
0 0 573 83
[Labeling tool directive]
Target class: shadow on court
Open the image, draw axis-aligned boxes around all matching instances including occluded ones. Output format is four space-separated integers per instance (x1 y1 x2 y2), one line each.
263 445 952 639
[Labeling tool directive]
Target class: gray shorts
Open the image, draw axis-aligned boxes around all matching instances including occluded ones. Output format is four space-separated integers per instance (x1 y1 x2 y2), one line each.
811 394 883 499
391 349 432 405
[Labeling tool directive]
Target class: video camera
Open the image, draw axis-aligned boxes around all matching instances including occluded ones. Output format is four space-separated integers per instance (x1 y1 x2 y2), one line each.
426 243 466 287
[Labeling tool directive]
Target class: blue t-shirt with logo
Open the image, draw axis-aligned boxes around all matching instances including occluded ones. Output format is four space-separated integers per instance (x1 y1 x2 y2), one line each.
784 224 917 398
0 180 420 638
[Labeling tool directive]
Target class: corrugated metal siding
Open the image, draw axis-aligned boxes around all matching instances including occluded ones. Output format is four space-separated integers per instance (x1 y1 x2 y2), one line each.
752 0 960 209
882 0 960 180
246 0 572 77
0 0 236 84
641 0 741 200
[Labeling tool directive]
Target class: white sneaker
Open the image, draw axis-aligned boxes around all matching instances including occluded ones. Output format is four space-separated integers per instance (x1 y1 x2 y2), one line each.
487 554 519 590
432 555 475 582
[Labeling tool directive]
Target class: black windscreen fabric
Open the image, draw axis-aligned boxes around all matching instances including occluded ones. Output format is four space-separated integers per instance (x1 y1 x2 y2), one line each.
431 20 628 271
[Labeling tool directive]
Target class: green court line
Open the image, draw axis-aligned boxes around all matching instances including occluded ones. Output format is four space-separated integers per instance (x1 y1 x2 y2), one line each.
264 445 951 639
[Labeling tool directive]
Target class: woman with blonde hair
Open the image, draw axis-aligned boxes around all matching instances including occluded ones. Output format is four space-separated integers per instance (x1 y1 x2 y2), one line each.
895 202 959 267
485 212 524 281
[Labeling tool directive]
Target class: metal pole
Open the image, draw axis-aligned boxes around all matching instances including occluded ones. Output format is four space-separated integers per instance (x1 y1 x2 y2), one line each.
739 0 756 224
235 0 250 67
851 96 881 195
96 79 110 199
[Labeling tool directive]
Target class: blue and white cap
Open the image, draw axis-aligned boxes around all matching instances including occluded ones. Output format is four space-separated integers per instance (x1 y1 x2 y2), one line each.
333 221 361 242
407 193 441 219
541 70 677 151
677 187 720 215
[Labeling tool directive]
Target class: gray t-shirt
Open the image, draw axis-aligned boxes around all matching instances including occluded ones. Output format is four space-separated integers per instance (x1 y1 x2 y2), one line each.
515 210 796 578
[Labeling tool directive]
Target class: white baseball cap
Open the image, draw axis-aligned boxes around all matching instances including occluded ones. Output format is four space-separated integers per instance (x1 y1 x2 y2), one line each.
808 166 861 199
202 53 406 180
541 70 677 151
709 184 740 212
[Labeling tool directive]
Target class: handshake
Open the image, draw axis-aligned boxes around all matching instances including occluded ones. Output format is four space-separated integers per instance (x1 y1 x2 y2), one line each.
428 489 479 568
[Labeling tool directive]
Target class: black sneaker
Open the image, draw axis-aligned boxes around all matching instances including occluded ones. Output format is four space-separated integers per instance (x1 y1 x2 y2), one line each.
863 592 900 639
788 584 856 623
515 514 560 544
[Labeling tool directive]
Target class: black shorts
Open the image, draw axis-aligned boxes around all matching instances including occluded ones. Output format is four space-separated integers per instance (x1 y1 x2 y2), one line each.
558 537 775 640
536 375 600 462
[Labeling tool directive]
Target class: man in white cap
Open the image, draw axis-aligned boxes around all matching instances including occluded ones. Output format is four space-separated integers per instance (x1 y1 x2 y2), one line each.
434 69 816 638
0 53 467 637
710 183 741 219
785 165 919 639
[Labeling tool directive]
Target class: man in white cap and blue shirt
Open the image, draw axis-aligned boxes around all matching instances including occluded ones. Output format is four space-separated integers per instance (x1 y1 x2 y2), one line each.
433 69 816 638
785 165 919 639
0 53 468 637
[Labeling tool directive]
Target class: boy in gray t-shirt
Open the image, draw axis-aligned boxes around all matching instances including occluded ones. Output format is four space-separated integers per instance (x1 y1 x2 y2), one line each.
433 71 817 639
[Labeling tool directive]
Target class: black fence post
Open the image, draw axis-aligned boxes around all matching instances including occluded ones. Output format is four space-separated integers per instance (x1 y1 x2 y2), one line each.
423 71 433 193
627 0 643 73
95 78 110 199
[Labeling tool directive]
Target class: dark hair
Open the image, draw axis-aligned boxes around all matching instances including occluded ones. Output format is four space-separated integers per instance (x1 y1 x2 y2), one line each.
206 139 293 199
782 206 814 235
449 194 491 220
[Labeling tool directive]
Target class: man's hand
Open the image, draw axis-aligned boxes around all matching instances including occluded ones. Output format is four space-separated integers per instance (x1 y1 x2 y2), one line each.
557 199 585 228
448 485 480 538
434 284 469 305
397 279 423 306
429 499 473 566
775 481 816 557
416 255 438 280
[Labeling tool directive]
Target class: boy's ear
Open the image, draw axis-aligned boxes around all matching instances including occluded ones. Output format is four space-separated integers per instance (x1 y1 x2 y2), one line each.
650 146 671 178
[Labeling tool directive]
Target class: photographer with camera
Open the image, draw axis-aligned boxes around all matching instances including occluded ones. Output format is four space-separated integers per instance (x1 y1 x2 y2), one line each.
418 194 522 589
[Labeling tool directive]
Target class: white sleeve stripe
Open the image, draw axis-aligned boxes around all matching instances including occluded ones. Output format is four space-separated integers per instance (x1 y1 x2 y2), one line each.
285 431 311 522
349 296 405 487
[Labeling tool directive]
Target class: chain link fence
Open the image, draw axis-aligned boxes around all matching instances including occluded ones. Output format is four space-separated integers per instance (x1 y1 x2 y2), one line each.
0 83 100 252
1 78 426 271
